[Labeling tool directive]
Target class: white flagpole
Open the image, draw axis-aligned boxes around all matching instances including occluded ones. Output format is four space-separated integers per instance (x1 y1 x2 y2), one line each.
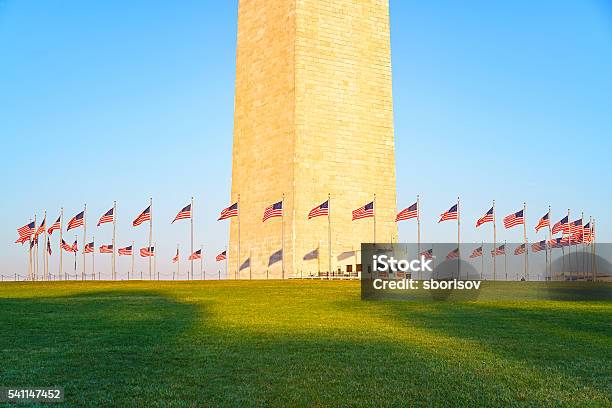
457 196 461 279
59 208 64 280
149 197 153 280
92 235 95 280
417 195 421 257
201 244 204 280
43 210 48 280
112 201 117 280
373 194 377 244
281 193 285 279
567 208 571 280
33 214 37 281
328 193 331 275
177 244 180 280
523 202 528 280
82 204 87 280
493 200 496 281
131 240 135 280
191 196 194 280
237 194 240 280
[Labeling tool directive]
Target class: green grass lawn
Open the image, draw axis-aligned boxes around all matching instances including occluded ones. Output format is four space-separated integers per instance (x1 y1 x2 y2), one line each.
0 280 610 407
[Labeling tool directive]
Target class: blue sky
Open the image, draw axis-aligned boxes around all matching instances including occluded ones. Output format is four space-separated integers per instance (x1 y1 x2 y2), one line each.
1 0 611 278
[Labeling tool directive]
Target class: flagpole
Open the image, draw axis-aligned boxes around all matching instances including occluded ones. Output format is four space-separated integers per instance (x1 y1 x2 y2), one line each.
373 193 377 244
328 193 332 275
191 196 194 280
59 208 63 280
74 234 77 274
92 235 95 280
237 194 240 280
177 244 180 280
492 200 496 281
131 240 135 280
112 201 117 281
548 206 552 280
281 193 285 279
201 244 204 280
567 208 571 280
149 197 153 280
504 240 508 280
457 196 461 279
581 211 585 280
34 213 38 281
417 195 421 258
523 202 528 280
592 218 597 281
154 242 157 280
82 203 87 280
481 241 484 280
43 210 48 280
32 214 36 281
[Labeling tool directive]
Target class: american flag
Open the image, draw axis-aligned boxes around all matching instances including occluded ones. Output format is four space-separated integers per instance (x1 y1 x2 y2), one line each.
34 218 46 240
308 200 329 219
97 208 114 226
17 221 35 241
352 201 374 220
396 202 418 222
469 246 483 258
61 239 73 252
551 216 568 234
172 249 179 263
503 209 524 229
514 244 526 255
188 249 202 260
133 206 151 227
67 211 84 230
583 222 593 244
569 219 583 235
15 235 30 244
100 244 113 254
438 204 458 222
71 240 78 252
535 212 550 233
476 207 494 227
216 250 227 261
549 237 564 248
531 240 546 252
446 248 460 260
83 242 94 253
118 245 132 256
140 247 155 257
419 248 433 260
48 216 61 235
569 232 583 244
491 244 505 256
172 204 192 223
218 202 238 220
263 201 283 222
47 238 52 255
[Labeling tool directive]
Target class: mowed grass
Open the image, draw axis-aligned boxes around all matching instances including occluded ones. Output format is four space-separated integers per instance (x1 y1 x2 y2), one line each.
0 281 610 407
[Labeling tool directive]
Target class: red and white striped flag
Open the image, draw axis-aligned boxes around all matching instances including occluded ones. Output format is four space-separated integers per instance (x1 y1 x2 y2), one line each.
16 221 35 243
67 211 84 230
48 216 61 235
446 248 460 260
476 207 493 227
97 208 114 226
263 201 283 222
469 246 483 258
438 204 458 222
188 249 202 260
100 244 113 254
535 212 550 233
83 242 94 254
118 245 133 256
34 218 46 240
140 247 155 257
503 210 524 229
308 200 329 219
552 216 569 234
352 201 374 220
61 239 73 252
172 249 179 263
133 206 151 227
514 244 526 255
216 250 227 261
396 202 417 222
172 204 192 223
218 203 238 220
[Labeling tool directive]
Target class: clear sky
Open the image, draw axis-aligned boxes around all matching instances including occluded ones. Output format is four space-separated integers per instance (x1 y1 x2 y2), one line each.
1 0 611 278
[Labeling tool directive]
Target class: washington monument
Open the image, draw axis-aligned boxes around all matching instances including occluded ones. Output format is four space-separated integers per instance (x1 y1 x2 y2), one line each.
229 0 397 279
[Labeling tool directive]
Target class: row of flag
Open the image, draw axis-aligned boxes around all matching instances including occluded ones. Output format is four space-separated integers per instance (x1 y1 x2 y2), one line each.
15 197 596 267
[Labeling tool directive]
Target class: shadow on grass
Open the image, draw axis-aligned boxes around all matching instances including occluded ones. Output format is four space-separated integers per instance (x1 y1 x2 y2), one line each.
0 287 610 407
